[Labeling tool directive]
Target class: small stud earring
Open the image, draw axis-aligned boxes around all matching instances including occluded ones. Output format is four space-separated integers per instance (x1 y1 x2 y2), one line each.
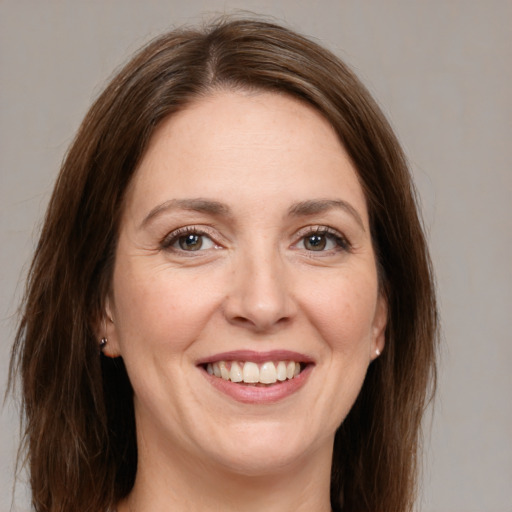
100 337 107 350
375 348 381 356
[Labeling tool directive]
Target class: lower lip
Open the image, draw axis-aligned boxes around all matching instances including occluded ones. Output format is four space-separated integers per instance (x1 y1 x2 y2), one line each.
200 365 313 404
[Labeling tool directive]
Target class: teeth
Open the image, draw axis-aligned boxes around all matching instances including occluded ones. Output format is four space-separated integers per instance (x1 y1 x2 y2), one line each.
229 361 243 382
286 361 295 379
276 361 287 381
259 362 277 384
206 360 303 384
219 361 230 380
242 361 259 383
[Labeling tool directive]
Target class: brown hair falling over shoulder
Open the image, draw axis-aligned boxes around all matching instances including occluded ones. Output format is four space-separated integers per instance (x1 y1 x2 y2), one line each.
9 16 438 512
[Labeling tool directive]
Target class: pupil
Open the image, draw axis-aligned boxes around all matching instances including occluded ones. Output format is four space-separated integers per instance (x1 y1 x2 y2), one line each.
180 234 202 250
306 234 326 250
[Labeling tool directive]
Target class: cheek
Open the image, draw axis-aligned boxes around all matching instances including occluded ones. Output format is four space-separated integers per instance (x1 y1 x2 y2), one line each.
299 270 379 353
111 261 223 356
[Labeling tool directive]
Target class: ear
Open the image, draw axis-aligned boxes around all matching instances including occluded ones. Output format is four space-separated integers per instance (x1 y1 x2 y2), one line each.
370 293 387 361
97 296 122 358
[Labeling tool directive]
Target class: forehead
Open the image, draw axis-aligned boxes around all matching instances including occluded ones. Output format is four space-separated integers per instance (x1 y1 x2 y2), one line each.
125 90 368 225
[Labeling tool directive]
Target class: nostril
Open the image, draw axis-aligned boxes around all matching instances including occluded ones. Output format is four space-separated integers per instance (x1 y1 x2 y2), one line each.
230 314 291 332
231 316 255 327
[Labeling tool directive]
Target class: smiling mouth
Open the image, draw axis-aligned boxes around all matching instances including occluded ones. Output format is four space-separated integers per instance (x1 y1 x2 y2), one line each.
201 360 307 385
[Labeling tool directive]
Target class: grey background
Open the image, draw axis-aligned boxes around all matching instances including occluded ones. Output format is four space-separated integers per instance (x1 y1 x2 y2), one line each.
1 1 510 511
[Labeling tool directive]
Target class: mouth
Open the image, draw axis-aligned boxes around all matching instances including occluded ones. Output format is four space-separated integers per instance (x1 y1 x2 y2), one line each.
197 351 314 403
201 360 305 385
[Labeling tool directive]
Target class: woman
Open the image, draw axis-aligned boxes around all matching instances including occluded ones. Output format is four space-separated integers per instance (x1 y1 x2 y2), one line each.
10 17 438 512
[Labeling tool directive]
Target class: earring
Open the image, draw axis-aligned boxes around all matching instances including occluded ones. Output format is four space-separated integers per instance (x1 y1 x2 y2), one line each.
100 337 107 351
375 348 381 356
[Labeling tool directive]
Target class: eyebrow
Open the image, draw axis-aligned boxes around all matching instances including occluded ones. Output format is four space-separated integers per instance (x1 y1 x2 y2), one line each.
287 199 365 231
140 198 231 229
140 197 365 231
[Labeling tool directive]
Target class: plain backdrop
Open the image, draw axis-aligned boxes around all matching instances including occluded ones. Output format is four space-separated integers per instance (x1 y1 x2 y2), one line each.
1 1 511 511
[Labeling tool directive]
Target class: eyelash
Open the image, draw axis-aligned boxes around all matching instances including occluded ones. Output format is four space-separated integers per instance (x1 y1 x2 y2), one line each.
160 225 351 254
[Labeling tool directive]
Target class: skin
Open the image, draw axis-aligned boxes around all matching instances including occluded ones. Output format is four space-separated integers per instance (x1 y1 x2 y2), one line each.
104 90 387 512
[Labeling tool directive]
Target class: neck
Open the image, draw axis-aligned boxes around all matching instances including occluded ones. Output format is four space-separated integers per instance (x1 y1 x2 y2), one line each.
118 428 334 512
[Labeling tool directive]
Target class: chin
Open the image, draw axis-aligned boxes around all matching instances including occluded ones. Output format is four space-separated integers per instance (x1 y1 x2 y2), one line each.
198 420 326 477
212 445 308 477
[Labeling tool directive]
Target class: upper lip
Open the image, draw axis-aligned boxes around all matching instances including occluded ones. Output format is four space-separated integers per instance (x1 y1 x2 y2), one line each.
196 350 315 366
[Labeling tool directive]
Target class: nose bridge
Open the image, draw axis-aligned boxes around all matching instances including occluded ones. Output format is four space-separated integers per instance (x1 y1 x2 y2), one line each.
224 238 294 331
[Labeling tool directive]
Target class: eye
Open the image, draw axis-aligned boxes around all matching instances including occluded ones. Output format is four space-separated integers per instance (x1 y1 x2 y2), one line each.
176 233 211 251
296 228 350 252
161 227 217 252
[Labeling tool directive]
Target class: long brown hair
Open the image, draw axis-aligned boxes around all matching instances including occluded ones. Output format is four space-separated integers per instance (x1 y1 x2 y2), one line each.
10 17 438 512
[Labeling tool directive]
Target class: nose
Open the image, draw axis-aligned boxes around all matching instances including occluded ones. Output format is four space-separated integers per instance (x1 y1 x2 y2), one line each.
223 247 296 333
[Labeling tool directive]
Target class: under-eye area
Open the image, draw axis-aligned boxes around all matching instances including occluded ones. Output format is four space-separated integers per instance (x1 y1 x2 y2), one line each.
201 360 310 385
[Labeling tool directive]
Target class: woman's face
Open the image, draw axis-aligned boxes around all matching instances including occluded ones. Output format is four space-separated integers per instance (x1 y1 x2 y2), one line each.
106 90 386 476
